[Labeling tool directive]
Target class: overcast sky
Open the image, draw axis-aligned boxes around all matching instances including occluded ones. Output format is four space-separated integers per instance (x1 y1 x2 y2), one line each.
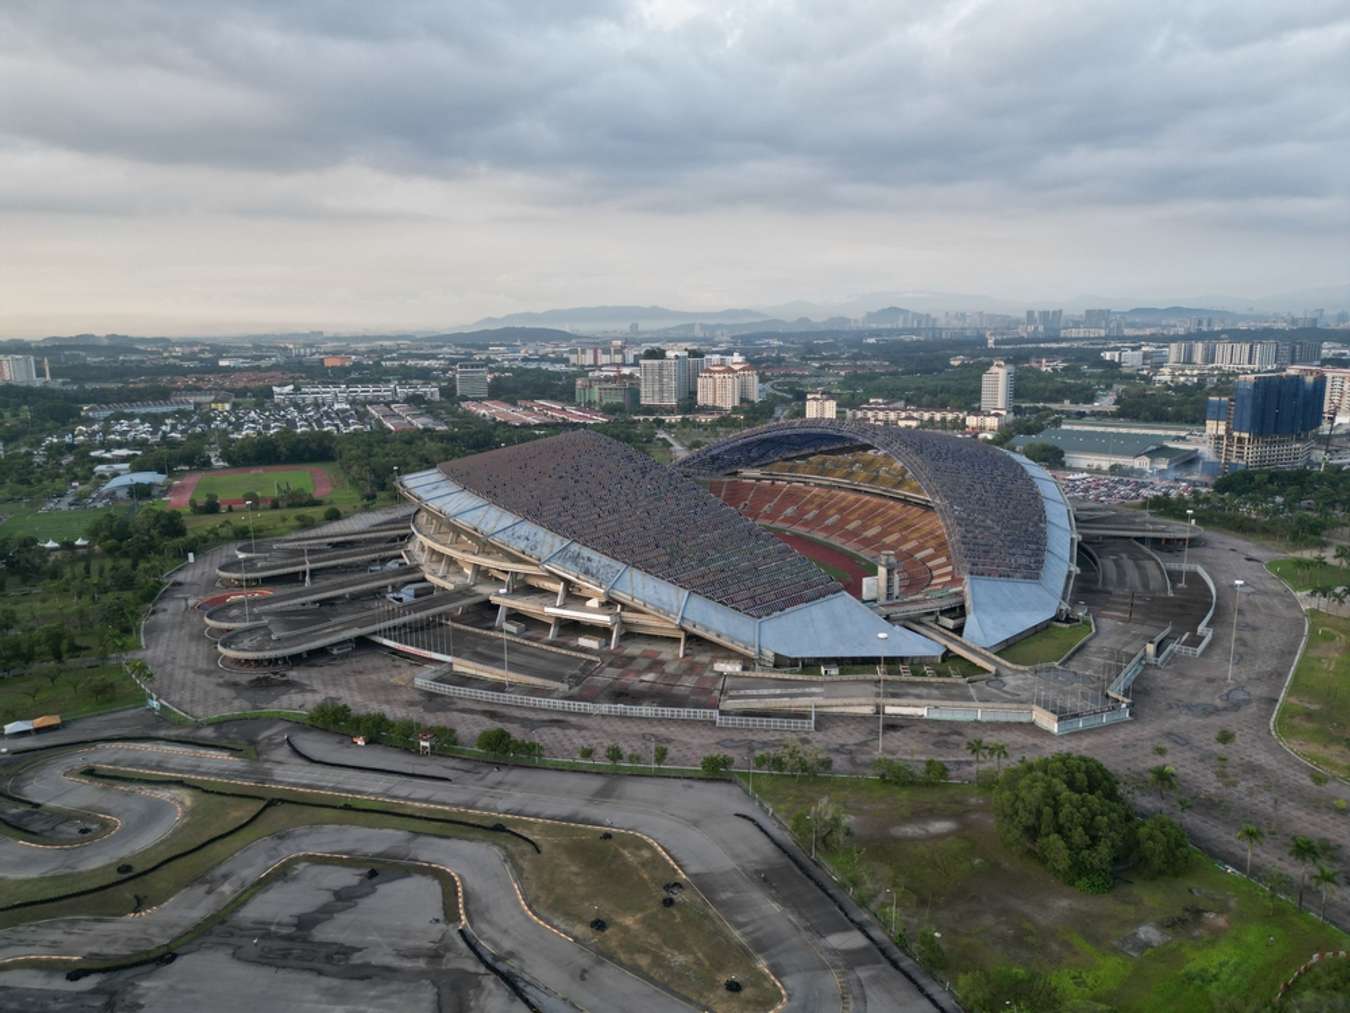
1 0 1347 336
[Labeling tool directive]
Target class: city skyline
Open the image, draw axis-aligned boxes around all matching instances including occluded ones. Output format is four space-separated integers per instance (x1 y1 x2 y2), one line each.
1 1 1347 336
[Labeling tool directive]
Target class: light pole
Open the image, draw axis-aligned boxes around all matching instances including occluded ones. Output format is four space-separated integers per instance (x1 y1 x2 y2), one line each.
498 586 511 692
1179 509 1194 587
1226 579 1245 685
807 813 817 860
877 631 889 755
884 886 897 938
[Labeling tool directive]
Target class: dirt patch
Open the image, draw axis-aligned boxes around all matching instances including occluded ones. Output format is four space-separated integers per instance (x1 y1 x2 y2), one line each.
888 818 960 839
1118 922 1171 957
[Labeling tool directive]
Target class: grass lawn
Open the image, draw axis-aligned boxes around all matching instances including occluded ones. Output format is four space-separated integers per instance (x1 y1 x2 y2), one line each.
1 766 778 1012
0 500 115 542
997 620 1092 666
0 664 143 726
1267 557 1350 594
745 774 1347 1013
191 467 316 502
1275 610 1350 779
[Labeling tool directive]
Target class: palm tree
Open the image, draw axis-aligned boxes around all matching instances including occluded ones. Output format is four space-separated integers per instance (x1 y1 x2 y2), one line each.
987 741 1009 776
1148 764 1178 803
1236 824 1265 877
1289 836 1322 911
1312 866 1340 921
965 738 987 780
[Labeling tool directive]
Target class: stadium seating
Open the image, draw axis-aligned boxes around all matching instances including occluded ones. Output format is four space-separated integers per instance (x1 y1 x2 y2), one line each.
709 477 960 596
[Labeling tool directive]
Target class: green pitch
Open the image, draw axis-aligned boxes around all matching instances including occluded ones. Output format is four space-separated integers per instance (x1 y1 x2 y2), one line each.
192 468 316 501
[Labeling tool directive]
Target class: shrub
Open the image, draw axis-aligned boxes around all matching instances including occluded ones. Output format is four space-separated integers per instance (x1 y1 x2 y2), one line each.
323 506 341 521
957 965 1063 1013
874 758 918 786
992 754 1133 889
1134 814 1191 877
605 744 623 764
476 727 514 755
1215 728 1235 745
922 758 948 784
700 753 734 777
578 746 594 760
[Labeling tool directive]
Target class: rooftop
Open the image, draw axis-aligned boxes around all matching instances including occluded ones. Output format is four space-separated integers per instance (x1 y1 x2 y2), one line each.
440 430 840 618
1012 429 1169 459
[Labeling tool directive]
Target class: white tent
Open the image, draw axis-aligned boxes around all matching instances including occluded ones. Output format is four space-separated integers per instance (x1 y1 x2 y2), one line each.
40 539 60 550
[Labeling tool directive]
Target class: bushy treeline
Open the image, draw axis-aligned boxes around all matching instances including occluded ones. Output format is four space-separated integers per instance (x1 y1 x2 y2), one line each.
992 753 1190 891
308 701 458 752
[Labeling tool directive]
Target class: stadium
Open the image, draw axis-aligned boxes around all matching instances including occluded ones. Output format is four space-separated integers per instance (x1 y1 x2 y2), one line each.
394 420 1077 666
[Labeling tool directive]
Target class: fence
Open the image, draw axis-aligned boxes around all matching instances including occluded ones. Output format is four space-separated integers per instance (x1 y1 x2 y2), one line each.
1168 562 1217 657
414 676 816 731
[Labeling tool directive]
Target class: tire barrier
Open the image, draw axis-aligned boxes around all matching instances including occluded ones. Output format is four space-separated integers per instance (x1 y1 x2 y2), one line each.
733 812 950 1013
284 733 452 784
0 793 278 915
457 926 541 1013
85 767 543 855
64 950 178 982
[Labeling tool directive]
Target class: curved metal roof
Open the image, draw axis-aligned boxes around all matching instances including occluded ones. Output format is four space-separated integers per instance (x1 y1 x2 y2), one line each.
678 420 1048 582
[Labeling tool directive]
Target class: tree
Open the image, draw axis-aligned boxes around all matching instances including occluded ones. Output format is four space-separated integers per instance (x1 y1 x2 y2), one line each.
993 754 1133 891
1312 866 1340 921
874 757 918 785
605 744 623 765
1289 836 1323 911
1020 442 1066 468
323 506 341 521
653 744 668 767
700 753 734 777
987 741 1009 776
965 737 987 780
923 758 948 784
1236 824 1265 876
1134 815 1191 877
1147 764 1178 803
476 727 514 755
40 624 65 663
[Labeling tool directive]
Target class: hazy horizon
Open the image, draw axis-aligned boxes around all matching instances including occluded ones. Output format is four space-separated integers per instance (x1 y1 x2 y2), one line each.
1 1 1347 337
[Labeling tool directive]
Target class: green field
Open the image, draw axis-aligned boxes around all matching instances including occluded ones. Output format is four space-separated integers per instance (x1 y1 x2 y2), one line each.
1 767 778 1012
190 468 317 501
0 664 143 726
746 774 1347 1013
997 620 1093 666
0 501 115 542
1275 610 1350 779
1267 557 1350 594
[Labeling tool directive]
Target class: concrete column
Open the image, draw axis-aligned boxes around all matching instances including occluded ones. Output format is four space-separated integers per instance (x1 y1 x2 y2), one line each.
609 616 624 650
495 603 509 628
548 619 560 640
555 581 568 607
678 632 686 659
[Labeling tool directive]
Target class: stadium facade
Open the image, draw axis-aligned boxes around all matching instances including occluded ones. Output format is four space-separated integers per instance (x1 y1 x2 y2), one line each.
398 422 1076 665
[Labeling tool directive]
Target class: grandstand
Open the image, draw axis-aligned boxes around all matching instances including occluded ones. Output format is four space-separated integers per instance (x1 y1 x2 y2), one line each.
680 420 1077 649
707 477 957 595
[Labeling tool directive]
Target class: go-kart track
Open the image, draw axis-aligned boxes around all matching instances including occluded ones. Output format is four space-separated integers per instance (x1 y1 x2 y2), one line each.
0 718 954 1012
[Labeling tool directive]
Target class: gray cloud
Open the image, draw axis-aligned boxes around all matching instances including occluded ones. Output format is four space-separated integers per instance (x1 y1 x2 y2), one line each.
0 1 1346 334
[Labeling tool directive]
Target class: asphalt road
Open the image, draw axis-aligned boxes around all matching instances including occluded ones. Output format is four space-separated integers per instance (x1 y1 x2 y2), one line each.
0 730 953 1011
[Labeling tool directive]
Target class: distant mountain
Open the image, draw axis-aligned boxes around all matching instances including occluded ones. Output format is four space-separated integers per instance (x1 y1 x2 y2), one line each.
461 305 776 334
36 333 174 347
1118 306 1246 323
417 326 581 345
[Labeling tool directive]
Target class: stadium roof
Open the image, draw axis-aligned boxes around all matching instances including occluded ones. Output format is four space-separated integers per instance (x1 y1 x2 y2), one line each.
680 420 1048 582
439 430 839 618
679 420 1076 649
402 431 942 660
1011 429 1168 459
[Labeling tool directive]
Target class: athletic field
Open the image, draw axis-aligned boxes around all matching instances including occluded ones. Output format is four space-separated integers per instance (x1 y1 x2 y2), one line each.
168 465 333 508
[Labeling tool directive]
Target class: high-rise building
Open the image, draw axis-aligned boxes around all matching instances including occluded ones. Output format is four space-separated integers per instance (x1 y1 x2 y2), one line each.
1205 371 1326 470
455 366 490 400
1286 365 1350 424
639 354 688 408
980 360 1015 412
0 355 39 385
804 391 837 420
696 364 758 409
